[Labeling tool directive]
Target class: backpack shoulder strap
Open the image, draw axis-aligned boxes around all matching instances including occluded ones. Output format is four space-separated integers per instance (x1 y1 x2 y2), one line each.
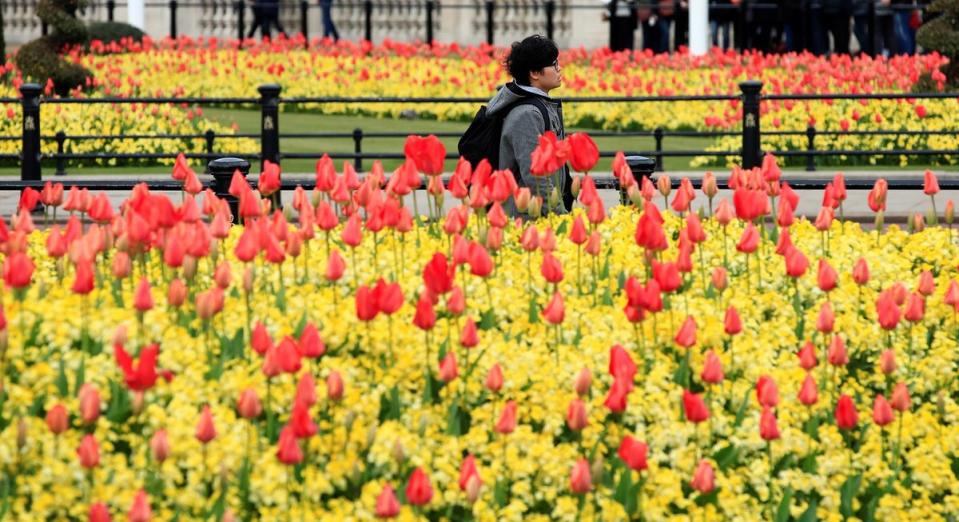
505 97 552 133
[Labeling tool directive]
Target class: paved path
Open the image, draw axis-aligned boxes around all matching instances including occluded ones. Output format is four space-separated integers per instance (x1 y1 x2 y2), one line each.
4 169 957 223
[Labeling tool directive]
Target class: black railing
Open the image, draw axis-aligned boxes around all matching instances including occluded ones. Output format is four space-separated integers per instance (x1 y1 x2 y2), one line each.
64 0 932 51
7 81 959 186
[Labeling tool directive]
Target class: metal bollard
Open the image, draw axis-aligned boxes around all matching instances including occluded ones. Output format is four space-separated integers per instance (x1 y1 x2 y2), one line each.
258 84 282 167
55 131 67 176
653 128 664 171
364 0 373 42
353 128 364 172
20 84 42 184
170 0 178 38
622 155 656 205
806 125 817 172
739 80 763 169
205 130 216 156
485 0 494 44
208 157 251 222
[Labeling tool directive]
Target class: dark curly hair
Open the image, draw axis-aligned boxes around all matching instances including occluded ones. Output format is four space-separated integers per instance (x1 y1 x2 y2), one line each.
505 35 559 86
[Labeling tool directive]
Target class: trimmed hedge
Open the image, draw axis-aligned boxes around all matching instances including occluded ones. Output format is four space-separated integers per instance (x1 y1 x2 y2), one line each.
87 21 146 46
14 0 92 95
916 0 959 89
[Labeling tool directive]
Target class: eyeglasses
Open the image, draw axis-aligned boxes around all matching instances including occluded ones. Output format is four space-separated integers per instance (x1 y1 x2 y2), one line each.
551 59 560 69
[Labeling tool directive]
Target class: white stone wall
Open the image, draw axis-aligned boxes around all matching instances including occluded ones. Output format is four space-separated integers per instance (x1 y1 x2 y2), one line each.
4 0 611 49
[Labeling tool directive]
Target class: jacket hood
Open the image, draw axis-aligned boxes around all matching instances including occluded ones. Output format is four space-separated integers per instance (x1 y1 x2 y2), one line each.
487 82 546 117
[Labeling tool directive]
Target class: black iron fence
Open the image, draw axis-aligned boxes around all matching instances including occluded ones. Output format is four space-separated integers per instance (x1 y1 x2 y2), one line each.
47 0 932 51
4 81 959 198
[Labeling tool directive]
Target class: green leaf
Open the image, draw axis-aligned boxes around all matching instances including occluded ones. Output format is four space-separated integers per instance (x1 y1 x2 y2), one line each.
599 258 610 280
775 487 793 522
614 468 637 515
54 358 68 397
74 356 86 395
528 300 540 324
555 221 568 235
445 401 472 436
617 270 626 290
479 308 496 330
840 473 863 518
378 385 402 423
798 499 818 522
494 478 510 508
601 288 615 306
694 488 720 507
733 388 751 427
105 381 132 424
773 453 797 476
293 312 308 338
712 445 740 471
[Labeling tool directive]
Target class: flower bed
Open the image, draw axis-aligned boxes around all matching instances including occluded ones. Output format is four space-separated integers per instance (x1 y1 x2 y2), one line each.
0 138 957 520
1 38 957 167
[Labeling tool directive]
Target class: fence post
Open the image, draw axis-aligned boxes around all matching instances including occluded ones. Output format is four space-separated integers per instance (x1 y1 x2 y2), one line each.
364 0 373 41
300 0 309 39
653 127 664 171
20 84 42 184
805 124 817 172
170 0 178 38
545 0 555 41
205 129 216 156
55 131 66 176
485 0 494 44
353 128 364 172
258 84 282 168
208 157 251 222
734 1 745 51
867 0 878 56
236 1 245 41
739 80 762 169
107 0 116 21
426 0 434 44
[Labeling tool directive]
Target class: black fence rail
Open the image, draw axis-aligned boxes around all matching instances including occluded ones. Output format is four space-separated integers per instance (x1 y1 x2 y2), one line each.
56 0 932 51
5 81 959 195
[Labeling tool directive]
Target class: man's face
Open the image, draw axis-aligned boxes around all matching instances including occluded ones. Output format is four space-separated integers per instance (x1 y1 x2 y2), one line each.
530 58 562 92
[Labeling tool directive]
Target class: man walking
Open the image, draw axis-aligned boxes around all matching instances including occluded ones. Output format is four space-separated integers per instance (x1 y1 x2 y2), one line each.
603 0 639 51
486 35 572 214
320 0 340 41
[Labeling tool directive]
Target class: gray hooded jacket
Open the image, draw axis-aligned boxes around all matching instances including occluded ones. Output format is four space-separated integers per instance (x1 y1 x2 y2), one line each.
486 82 571 214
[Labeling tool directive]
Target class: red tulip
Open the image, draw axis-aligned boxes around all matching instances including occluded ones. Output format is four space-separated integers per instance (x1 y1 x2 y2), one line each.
251 322 273 355
567 133 599 173
46 404 69 435
375 484 401 518
797 340 817 370
835 395 858 430
924 170 940 196
485 363 504 393
77 434 100 469
421 254 453 295
784 246 809 278
736 222 760 253
876 290 901 330
759 407 780 441
542 291 565 325
438 352 458 382
712 267 728 291
341 213 363 247
412 294 436 331
604 377 631 413
298 323 326 359
569 458 592 494
325 250 345 281
467 242 494 277
569 215 588 246
724 306 741 335
276 425 303 465
890 382 911 412
873 395 894 427
460 317 480 348
617 436 648 471
114 343 163 392
355 285 379 322
756 376 780 408
404 135 446 176
868 179 888 212
195 405 216 444
852 258 869 285
682 390 709 423
128 490 152 522
573 367 591 396
495 400 517 434
274 336 302 374
540 252 564 283
530 131 566 176
817 302 835 333
89 502 110 522
3 251 35 289
290 400 318 439
798 374 819 406
405 468 434 506
817 259 838 293
326 371 345 402
608 344 637 381
237 388 262 419
690 460 715 493
566 398 589 431
700 350 724 384
446 286 466 316
78 384 101 424
674 316 697 349
458 454 482 491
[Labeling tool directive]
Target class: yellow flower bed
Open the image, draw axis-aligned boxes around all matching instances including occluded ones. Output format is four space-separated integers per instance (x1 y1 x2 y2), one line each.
0 177 957 520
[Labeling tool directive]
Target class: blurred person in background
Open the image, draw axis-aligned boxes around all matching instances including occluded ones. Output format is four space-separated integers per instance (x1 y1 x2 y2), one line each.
602 0 640 51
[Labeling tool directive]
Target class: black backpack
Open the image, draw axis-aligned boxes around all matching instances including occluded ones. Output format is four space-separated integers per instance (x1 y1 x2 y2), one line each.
458 92 551 169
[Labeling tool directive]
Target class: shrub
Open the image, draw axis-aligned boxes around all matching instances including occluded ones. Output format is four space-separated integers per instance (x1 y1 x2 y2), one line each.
87 21 146 46
916 0 959 88
14 0 92 95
